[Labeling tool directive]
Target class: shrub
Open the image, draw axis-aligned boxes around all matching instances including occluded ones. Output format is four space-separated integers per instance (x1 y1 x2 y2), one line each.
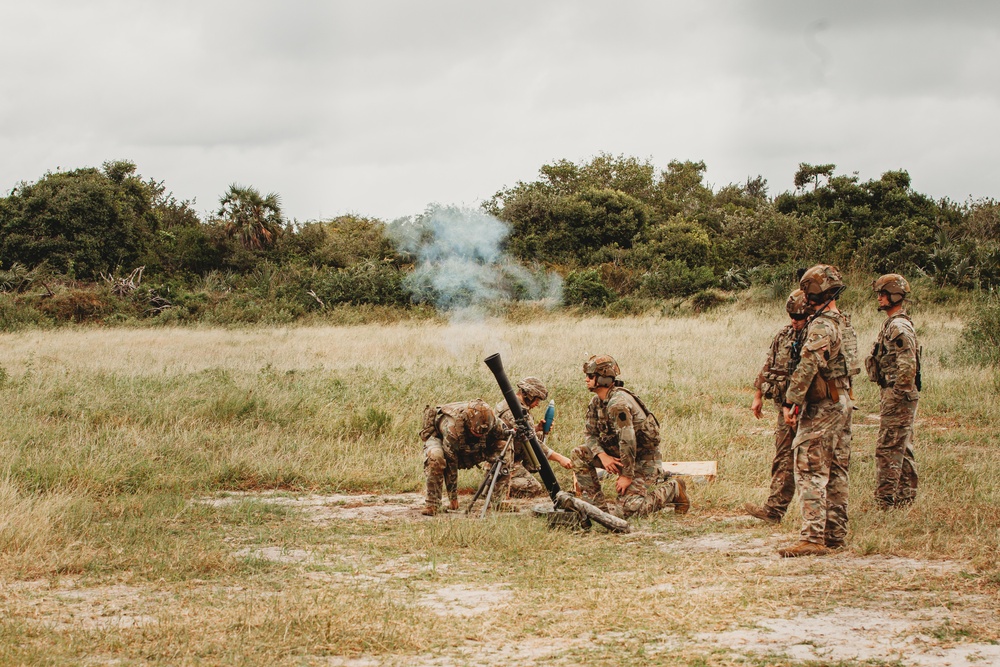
562 269 616 307
0 294 51 331
960 297 1000 366
639 260 716 298
691 289 731 313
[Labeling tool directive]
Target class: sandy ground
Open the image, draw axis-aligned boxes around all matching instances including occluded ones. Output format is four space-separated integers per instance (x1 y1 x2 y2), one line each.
4 492 998 666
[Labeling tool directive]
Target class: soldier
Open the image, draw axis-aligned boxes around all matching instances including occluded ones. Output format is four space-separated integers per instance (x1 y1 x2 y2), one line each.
494 377 572 500
419 399 510 516
779 265 860 557
866 274 920 509
571 355 689 518
745 289 810 524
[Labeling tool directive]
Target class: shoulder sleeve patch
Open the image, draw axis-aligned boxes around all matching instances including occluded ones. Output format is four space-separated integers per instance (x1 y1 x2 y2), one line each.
804 335 830 352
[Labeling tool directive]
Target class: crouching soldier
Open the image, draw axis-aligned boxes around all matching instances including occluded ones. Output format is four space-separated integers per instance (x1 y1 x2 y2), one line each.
571 355 689 518
420 399 509 516
494 377 573 500
746 289 809 524
866 273 920 509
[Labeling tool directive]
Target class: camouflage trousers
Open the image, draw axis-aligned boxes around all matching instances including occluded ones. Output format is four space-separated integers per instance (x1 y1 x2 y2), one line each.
762 406 797 519
570 445 678 518
498 461 546 498
792 393 853 546
423 437 460 509
875 387 918 507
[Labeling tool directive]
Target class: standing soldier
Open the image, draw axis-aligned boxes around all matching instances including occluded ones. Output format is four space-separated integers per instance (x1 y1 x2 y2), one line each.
745 289 810 524
866 274 920 508
419 399 510 516
571 355 689 518
779 265 860 557
494 377 573 500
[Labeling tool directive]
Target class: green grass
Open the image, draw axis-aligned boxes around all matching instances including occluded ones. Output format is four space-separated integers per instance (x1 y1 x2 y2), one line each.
0 306 998 665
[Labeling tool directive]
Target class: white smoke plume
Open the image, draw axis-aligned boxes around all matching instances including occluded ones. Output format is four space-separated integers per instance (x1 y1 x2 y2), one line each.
387 204 562 314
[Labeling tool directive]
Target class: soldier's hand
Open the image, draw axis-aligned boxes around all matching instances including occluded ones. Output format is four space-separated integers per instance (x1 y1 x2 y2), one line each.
782 406 797 428
449 499 459 511
751 391 764 419
615 475 632 495
551 452 572 469
535 418 546 434
598 452 622 475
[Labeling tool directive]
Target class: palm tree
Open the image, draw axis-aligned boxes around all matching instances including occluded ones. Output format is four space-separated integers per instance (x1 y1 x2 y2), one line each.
218 184 283 250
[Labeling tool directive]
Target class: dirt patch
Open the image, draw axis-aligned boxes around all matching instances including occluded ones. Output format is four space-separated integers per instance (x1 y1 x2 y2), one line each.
659 533 774 555
199 492 428 522
418 584 512 617
323 635 589 667
4 579 161 632
697 607 1000 666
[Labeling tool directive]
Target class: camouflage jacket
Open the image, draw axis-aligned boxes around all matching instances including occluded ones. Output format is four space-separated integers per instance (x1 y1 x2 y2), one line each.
496 398 554 460
431 402 509 470
584 387 662 479
867 312 919 398
785 310 856 408
754 324 802 404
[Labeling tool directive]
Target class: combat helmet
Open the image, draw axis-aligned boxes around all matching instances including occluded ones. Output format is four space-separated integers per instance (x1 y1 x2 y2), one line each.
464 399 496 436
785 288 810 319
583 354 620 388
872 273 910 309
799 264 845 304
516 377 548 404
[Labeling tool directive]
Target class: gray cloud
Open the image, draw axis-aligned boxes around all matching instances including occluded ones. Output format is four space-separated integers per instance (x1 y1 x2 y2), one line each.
2 1 998 222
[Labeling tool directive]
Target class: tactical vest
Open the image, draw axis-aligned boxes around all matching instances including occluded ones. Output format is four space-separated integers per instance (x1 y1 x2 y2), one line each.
815 312 860 383
761 326 802 401
866 313 920 389
418 402 466 441
601 387 661 449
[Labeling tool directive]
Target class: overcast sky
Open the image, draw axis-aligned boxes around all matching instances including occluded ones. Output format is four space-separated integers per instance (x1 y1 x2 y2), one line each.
2 1 998 223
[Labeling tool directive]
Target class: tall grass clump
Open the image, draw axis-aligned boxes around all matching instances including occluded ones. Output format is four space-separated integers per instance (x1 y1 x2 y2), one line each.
960 296 1000 366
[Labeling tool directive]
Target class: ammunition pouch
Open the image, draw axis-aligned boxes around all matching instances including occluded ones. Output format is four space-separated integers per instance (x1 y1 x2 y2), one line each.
805 376 849 403
865 354 883 386
761 372 789 401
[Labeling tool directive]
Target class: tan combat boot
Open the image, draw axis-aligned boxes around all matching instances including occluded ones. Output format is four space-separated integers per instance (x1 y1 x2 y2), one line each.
744 503 781 524
673 478 690 514
777 541 829 558
420 505 439 516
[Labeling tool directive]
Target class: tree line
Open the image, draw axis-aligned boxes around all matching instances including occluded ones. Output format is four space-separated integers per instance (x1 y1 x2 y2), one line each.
1 156 998 328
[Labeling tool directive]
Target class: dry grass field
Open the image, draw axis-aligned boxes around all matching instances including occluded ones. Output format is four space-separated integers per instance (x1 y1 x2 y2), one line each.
1 302 998 666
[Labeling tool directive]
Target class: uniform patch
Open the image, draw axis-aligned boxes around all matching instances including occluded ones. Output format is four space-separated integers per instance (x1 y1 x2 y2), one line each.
805 336 830 352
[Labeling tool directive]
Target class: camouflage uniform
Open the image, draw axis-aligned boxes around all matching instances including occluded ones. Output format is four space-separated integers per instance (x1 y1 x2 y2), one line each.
753 323 803 520
785 310 858 548
571 387 681 518
494 397 552 498
421 401 508 511
867 312 920 507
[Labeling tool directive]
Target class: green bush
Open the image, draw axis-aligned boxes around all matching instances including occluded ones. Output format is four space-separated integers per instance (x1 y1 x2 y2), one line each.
960 297 1000 366
690 289 731 312
563 269 616 307
639 261 716 298
0 294 51 331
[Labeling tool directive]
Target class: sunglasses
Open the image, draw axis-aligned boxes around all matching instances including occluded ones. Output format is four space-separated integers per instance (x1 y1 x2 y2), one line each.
790 314 809 321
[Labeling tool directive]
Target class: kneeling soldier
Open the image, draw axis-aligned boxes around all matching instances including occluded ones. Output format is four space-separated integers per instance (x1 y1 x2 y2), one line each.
420 399 508 516
866 273 920 509
495 377 573 500
572 355 689 518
